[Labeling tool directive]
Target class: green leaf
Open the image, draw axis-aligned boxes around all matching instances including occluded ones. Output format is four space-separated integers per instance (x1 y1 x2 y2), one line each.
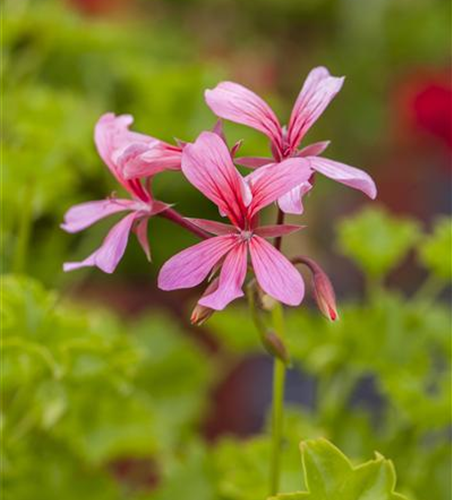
271 438 408 500
417 217 452 281
337 207 420 279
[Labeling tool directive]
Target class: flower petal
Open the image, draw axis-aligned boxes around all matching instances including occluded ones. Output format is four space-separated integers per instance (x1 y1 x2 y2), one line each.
121 142 182 179
247 157 312 215
158 235 239 290
187 218 237 236
181 132 251 227
198 241 247 310
288 67 344 150
249 235 304 306
307 156 377 199
134 217 151 261
297 140 331 157
254 224 305 238
205 82 283 152
63 212 137 274
277 181 313 215
235 156 273 168
61 199 136 233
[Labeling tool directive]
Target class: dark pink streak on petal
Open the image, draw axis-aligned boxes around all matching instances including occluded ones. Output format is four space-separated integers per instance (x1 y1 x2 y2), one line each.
254 224 305 238
307 156 377 199
198 241 248 310
63 212 138 274
61 199 136 233
187 218 238 236
158 235 239 290
297 141 331 157
249 235 304 306
205 82 283 153
181 132 251 228
288 67 344 151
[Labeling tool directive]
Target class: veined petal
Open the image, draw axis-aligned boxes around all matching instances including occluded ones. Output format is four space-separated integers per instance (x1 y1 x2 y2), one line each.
254 224 305 238
63 212 137 274
235 156 273 168
198 241 247 310
187 218 237 236
158 235 239 290
247 157 312 216
288 67 344 151
307 156 377 199
121 142 182 179
61 199 136 233
181 132 250 227
297 140 331 157
205 82 283 152
249 235 304 306
134 217 151 261
277 181 313 215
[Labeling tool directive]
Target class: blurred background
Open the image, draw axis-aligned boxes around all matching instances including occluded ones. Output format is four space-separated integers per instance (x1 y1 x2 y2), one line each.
3 0 451 499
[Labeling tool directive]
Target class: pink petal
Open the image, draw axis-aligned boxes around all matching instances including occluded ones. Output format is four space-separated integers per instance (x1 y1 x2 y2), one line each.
181 132 251 228
198 241 248 310
187 218 237 236
307 156 377 199
205 82 283 152
61 199 136 233
247 157 312 216
158 235 239 290
287 67 344 151
277 181 313 215
63 212 137 274
235 156 273 168
121 142 182 179
249 235 304 306
254 224 305 238
297 141 331 157
134 217 151 261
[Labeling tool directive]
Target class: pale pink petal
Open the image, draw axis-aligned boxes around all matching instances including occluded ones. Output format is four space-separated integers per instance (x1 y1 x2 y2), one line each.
247 157 312 215
205 82 283 152
277 181 313 215
307 156 377 199
198 241 247 310
187 218 238 236
63 212 138 274
297 141 331 157
121 143 182 179
288 67 344 150
249 235 304 306
158 235 239 290
181 132 250 228
134 217 151 261
235 156 273 168
61 199 136 233
254 224 305 238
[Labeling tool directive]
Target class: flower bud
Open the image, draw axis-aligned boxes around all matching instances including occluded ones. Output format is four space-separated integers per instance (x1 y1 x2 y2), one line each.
262 330 290 365
292 256 338 321
190 278 219 326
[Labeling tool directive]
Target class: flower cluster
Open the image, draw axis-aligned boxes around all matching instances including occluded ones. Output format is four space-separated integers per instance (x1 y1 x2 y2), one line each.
62 67 376 318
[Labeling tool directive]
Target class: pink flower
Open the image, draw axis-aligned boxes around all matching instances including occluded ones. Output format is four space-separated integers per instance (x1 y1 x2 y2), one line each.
62 113 170 273
205 67 377 214
158 131 311 310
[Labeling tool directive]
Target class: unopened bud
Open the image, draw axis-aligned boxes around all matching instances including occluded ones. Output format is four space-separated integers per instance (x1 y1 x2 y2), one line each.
190 278 219 326
255 285 277 311
292 256 338 321
262 330 290 365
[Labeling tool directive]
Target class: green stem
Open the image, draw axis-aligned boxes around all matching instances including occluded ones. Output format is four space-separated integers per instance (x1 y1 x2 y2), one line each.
269 301 286 496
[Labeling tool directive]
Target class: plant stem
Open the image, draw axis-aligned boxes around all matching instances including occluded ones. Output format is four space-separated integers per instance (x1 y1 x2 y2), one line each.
269 301 286 496
273 209 285 251
158 208 210 240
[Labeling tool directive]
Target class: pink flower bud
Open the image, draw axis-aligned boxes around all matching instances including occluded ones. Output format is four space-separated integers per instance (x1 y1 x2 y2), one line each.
190 278 219 326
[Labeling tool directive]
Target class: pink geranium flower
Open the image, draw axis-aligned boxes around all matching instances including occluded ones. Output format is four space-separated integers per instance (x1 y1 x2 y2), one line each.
62 113 173 273
158 131 312 310
205 66 377 214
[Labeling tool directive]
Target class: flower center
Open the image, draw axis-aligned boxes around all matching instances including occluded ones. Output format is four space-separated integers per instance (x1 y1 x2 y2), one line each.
241 230 253 241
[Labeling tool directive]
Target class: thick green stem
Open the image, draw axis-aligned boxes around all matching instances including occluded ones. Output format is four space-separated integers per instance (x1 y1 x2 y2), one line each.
269 301 286 496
